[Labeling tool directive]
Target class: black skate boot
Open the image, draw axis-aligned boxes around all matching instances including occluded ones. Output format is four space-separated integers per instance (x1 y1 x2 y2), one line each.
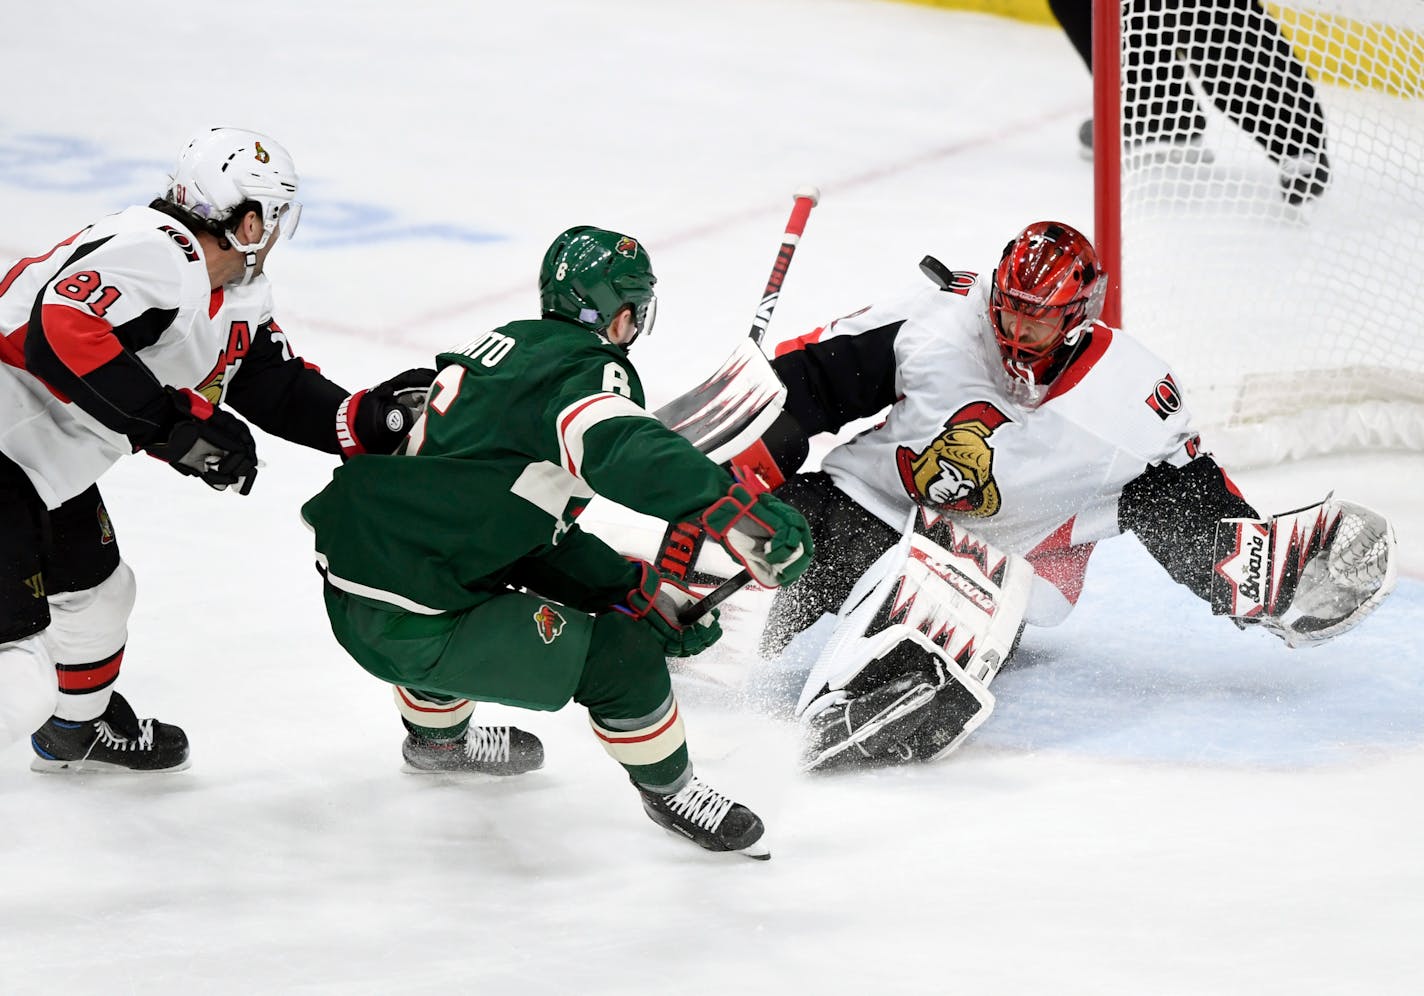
801 674 937 772
1279 149 1330 205
401 725 544 775
637 776 770 860
30 692 189 773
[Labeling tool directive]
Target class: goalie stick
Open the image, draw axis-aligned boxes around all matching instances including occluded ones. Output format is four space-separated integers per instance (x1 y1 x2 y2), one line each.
655 186 819 462
671 187 820 623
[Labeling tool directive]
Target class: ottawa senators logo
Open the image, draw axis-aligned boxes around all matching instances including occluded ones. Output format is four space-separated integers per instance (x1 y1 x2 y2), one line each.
614 236 638 258
895 402 1010 518
96 500 115 545
1145 374 1182 420
533 604 566 645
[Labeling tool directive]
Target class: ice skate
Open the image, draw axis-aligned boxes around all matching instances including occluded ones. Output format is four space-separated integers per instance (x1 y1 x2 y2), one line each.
30 692 189 773
801 675 935 772
1078 115 1214 165
637 776 770 859
1279 149 1330 204
402 725 544 775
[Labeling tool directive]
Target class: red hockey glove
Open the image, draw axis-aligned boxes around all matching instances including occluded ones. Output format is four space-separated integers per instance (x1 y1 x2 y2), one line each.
700 481 813 588
141 387 259 494
337 367 436 456
618 561 722 658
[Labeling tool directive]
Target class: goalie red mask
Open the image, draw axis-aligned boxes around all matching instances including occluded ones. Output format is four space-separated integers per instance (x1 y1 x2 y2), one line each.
989 221 1105 397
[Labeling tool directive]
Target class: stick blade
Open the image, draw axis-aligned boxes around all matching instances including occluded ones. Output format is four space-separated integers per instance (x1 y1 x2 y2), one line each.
653 339 787 463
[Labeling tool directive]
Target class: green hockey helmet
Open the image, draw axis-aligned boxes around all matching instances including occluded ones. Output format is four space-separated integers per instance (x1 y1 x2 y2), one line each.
539 226 658 345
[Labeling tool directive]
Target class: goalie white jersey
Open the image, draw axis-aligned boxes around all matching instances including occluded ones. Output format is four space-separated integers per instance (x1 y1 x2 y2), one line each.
815 276 1199 621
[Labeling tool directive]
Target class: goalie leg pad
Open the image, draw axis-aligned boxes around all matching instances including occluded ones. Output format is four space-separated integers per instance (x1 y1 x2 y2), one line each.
795 514 1029 766
904 668 997 762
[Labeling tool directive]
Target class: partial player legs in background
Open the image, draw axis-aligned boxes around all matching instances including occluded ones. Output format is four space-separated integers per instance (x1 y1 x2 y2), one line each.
1052 0 1328 201
394 685 544 775
578 613 768 859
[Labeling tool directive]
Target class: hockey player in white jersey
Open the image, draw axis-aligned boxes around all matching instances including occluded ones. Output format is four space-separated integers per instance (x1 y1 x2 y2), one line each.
0 127 436 772
729 220 1395 768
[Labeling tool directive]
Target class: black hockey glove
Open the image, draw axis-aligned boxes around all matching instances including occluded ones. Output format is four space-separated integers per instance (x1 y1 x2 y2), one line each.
140 387 259 494
336 367 437 457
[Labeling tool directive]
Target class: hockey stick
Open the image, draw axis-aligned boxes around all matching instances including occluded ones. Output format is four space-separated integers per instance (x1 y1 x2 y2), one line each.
676 187 819 623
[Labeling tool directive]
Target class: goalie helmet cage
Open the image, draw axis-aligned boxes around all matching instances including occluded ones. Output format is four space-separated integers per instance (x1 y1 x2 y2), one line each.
1091 0 1424 467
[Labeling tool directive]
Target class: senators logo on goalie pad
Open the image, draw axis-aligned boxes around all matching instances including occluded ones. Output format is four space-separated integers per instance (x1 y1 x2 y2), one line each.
895 402 1010 518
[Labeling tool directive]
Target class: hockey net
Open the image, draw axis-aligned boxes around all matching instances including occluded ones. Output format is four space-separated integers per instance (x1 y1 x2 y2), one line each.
1094 1 1424 467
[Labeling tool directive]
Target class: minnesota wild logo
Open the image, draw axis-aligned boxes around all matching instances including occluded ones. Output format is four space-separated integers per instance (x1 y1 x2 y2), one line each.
533 604 566 645
253 142 271 164
614 236 638 258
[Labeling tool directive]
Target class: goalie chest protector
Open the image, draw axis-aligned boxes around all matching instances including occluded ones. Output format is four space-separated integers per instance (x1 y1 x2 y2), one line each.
820 278 1199 560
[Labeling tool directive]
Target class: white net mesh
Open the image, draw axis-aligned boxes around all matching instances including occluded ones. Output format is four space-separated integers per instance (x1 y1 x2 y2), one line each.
1115 0 1424 466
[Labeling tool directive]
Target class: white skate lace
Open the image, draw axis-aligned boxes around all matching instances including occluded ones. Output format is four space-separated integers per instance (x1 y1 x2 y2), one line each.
463 726 511 763
92 718 155 753
664 778 733 832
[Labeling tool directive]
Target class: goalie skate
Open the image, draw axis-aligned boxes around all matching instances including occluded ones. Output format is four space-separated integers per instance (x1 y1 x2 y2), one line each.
402 726 544 776
637 776 770 859
801 674 938 771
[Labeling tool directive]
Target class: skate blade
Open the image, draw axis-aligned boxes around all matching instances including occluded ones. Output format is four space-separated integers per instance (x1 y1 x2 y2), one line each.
400 761 540 776
30 756 192 774
653 826 772 861
740 836 772 861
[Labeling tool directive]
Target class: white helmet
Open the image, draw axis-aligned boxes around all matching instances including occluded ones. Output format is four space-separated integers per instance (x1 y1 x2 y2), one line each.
164 128 301 279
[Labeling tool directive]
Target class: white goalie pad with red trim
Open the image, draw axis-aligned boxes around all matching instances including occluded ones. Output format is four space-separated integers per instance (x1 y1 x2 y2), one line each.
1211 495 1397 648
794 513 1033 765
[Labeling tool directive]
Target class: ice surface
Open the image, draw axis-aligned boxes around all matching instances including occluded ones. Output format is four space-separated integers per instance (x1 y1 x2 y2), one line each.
0 2 1421 994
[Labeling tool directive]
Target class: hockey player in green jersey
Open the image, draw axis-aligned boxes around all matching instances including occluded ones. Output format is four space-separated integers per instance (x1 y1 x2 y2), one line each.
302 226 813 859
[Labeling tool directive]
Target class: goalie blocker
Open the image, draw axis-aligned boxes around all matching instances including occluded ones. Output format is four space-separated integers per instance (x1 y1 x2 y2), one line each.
795 512 1032 771
1211 495 1396 648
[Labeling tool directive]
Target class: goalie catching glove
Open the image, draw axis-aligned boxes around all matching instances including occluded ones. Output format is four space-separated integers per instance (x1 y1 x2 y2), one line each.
700 481 814 588
1212 495 1396 648
618 560 723 657
337 367 437 457
138 387 259 494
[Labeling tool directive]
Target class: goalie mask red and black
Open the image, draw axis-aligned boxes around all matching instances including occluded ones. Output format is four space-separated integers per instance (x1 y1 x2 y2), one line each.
988 221 1106 398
